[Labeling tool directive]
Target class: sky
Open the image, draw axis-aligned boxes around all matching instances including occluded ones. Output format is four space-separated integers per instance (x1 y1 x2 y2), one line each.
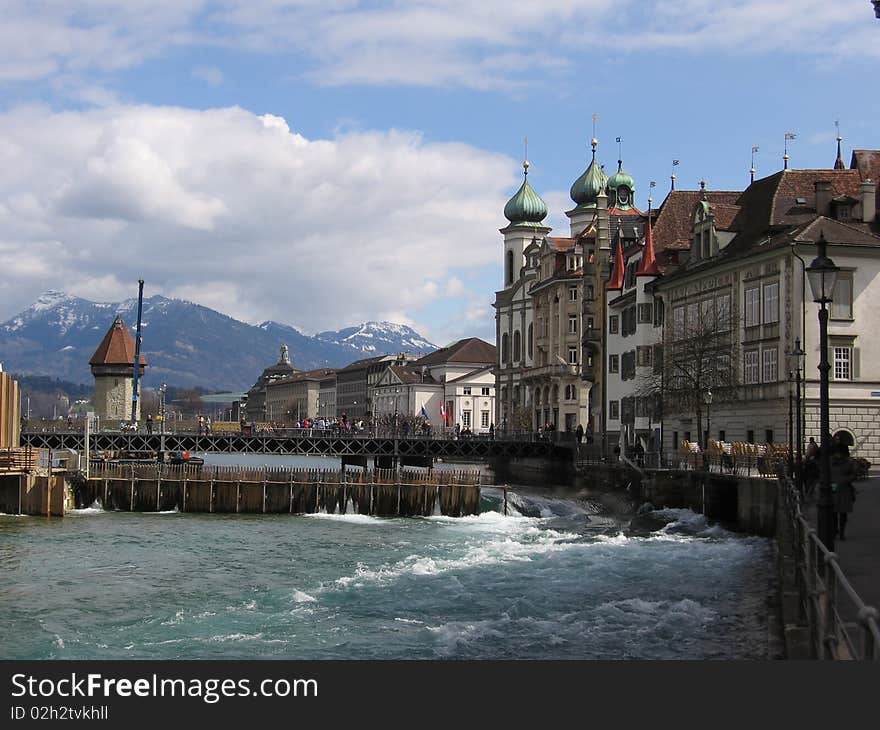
0 1 877 345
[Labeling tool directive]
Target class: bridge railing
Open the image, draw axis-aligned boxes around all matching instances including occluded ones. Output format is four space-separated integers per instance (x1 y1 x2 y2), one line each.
781 476 880 660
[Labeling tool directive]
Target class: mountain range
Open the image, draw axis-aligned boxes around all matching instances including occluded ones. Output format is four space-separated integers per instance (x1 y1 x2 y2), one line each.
0 291 437 391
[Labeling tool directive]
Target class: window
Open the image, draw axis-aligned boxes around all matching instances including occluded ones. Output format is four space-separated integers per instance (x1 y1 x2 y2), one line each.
527 323 533 359
673 306 684 339
762 347 777 383
653 298 665 327
638 303 653 324
568 285 578 302
687 302 699 333
513 330 522 362
719 430 726 442
624 262 637 289
833 346 852 381
568 315 578 334
506 250 514 286
717 293 731 331
481 411 490 429
636 346 653 368
747 430 755 444
463 387 472 395
462 410 471 427
609 400 620 420
832 273 853 320
623 306 637 336
763 282 779 324
564 384 577 401
609 315 619 334
501 333 509 364
609 354 619 373
765 429 774 444
568 347 578 365
744 350 760 384
481 387 490 396
744 287 760 327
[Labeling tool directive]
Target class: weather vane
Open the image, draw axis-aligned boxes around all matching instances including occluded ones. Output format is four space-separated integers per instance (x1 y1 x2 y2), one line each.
784 132 796 169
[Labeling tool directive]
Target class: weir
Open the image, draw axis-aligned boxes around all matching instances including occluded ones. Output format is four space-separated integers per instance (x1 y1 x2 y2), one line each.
69 464 482 518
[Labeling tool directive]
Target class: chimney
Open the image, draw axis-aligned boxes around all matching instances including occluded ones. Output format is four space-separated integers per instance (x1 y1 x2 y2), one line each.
815 180 832 217
861 180 877 223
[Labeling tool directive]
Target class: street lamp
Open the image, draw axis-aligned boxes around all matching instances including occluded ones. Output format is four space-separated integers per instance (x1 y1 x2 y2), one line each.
787 371 794 477
788 339 806 492
703 389 713 450
158 383 167 435
806 232 838 550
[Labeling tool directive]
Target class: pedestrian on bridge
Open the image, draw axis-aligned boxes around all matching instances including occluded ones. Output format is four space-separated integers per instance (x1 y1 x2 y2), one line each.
831 442 857 540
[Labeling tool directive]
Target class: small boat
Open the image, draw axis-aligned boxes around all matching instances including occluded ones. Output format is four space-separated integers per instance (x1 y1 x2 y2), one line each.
165 451 205 466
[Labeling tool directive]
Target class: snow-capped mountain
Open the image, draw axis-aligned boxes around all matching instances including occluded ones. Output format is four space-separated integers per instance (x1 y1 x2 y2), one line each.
315 321 435 356
0 291 437 390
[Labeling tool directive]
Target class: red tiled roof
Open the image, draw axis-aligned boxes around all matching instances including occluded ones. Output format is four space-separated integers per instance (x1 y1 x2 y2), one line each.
89 316 147 367
607 240 625 290
652 190 741 251
636 217 660 277
414 337 495 367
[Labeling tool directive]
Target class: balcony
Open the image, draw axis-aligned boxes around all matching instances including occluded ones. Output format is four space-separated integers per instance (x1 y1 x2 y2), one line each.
521 363 579 381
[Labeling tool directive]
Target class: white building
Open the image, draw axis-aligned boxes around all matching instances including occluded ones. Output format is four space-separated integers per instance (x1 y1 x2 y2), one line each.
651 147 880 460
375 338 496 433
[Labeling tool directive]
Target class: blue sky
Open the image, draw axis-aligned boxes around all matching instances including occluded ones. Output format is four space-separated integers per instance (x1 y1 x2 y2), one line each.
0 1 877 345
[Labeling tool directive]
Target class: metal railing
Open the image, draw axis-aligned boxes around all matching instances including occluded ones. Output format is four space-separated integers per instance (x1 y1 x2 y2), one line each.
782 477 880 660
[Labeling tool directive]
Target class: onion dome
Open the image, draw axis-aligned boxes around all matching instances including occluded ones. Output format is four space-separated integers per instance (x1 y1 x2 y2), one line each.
606 159 635 196
504 160 548 226
570 139 607 207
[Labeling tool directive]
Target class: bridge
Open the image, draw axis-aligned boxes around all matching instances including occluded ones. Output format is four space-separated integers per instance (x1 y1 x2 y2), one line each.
22 429 574 465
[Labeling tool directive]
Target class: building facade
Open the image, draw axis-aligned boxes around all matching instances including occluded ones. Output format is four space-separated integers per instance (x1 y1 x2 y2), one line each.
647 148 880 460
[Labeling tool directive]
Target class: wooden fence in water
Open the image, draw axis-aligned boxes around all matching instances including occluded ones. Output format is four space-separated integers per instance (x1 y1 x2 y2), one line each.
74 464 482 517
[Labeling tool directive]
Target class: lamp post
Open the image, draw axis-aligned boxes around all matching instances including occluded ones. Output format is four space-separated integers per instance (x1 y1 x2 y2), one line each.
787 371 794 477
703 389 713 449
789 339 806 492
806 232 838 550
158 383 167 435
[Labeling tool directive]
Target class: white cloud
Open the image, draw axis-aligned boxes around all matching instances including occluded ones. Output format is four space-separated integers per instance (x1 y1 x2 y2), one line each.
191 65 225 86
2 1 874 92
0 103 515 339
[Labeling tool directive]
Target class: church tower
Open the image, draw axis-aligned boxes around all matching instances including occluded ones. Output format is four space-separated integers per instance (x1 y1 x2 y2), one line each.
494 158 549 432
89 316 147 423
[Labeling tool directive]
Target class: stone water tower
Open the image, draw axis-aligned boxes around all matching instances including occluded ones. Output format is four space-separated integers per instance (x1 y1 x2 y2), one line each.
89 316 147 423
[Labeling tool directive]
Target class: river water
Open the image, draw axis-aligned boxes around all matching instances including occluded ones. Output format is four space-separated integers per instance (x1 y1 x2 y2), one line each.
0 455 775 659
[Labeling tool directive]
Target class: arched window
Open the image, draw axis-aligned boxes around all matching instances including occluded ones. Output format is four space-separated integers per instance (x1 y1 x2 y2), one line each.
501 333 510 364
513 330 521 363
527 323 533 360
506 250 514 286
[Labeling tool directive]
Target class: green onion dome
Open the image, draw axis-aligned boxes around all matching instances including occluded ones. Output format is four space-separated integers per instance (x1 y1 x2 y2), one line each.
570 139 607 207
606 159 635 196
504 161 548 226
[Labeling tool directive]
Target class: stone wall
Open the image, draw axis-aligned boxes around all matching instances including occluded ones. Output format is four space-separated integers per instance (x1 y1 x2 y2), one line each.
94 375 139 423
803 402 880 463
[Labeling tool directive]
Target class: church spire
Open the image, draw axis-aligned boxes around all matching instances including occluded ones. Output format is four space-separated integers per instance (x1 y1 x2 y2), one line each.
607 235 625 291
637 207 660 278
834 121 845 170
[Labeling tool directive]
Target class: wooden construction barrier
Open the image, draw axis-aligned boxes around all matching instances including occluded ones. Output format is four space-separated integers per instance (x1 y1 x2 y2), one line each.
75 464 482 518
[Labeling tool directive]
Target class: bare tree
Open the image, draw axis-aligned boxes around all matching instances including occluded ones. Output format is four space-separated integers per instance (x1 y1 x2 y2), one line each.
637 291 739 447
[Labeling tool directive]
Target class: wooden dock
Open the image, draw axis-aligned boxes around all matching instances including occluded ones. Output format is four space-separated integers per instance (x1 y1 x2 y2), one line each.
71 464 482 518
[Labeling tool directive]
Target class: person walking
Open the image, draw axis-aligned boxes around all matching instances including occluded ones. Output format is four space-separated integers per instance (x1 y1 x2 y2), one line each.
576 423 584 445
146 413 153 434
830 442 857 540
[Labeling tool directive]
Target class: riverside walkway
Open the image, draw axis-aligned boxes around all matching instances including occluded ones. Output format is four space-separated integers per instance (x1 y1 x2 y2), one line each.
802 472 880 629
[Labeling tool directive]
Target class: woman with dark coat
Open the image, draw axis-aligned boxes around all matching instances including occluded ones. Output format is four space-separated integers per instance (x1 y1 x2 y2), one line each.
830 443 857 540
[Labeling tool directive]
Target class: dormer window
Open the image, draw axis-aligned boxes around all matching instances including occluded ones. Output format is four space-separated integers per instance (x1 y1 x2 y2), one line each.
836 205 851 221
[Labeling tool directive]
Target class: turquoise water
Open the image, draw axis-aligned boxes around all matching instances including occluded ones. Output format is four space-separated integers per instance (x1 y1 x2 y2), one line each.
0 458 775 659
